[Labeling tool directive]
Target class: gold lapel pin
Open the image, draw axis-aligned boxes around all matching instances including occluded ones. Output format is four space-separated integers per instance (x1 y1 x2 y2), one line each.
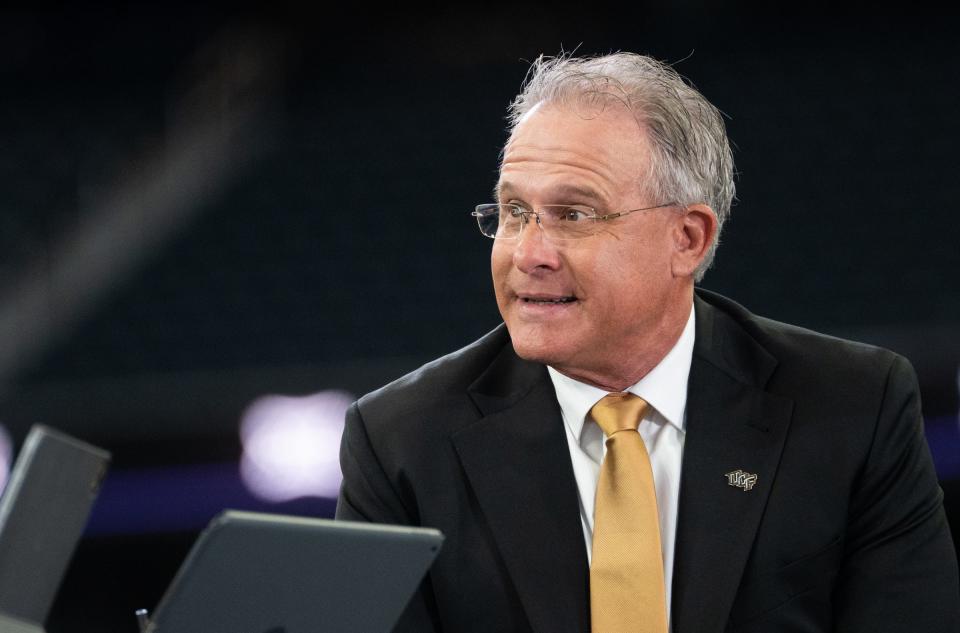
725 469 758 491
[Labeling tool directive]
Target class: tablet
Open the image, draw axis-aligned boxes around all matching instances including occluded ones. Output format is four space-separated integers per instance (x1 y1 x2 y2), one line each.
0 425 110 630
145 510 443 633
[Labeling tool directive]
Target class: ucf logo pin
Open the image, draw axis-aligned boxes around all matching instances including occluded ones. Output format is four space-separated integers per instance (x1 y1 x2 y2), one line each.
725 469 758 491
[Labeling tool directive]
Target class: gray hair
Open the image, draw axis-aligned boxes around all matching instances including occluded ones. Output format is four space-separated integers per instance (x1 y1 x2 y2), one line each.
506 52 735 281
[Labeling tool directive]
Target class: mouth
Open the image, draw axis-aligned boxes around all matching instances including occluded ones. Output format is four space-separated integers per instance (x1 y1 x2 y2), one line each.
512 292 579 321
521 296 577 304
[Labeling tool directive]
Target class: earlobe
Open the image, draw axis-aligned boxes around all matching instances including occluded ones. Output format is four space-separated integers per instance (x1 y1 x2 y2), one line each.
671 204 718 277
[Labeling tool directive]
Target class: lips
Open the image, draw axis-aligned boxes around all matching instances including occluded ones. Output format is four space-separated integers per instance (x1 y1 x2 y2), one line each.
522 296 576 304
517 293 577 304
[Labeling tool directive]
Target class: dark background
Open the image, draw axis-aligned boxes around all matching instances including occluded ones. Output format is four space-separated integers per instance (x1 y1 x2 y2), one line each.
0 6 957 632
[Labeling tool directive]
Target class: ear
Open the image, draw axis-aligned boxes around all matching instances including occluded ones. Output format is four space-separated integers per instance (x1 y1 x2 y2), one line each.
670 204 718 277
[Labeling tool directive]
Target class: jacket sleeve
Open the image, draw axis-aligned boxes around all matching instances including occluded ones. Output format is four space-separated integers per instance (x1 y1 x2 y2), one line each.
833 354 960 632
336 401 443 633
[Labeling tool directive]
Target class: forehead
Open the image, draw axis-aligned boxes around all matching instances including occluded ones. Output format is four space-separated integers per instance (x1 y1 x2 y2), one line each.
498 102 651 205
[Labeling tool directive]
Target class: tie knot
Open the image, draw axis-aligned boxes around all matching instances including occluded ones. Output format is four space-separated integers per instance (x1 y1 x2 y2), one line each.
590 392 650 436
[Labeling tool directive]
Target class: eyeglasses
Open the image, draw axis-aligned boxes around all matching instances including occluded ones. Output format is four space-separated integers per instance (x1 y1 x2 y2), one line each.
471 202 679 241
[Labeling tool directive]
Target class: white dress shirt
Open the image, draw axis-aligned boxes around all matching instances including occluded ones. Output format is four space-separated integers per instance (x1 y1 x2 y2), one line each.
546 306 695 623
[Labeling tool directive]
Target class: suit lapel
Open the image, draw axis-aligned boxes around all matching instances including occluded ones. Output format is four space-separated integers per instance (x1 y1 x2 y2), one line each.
452 346 590 633
671 294 794 633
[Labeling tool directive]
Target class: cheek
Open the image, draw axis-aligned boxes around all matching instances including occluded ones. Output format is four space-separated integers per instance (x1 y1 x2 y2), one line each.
490 244 513 294
590 248 656 303
491 240 514 269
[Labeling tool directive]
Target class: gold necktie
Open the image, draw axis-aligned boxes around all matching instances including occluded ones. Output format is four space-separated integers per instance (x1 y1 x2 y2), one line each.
589 393 667 633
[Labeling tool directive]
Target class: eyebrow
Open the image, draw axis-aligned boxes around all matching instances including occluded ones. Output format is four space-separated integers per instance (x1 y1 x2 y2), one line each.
495 181 607 205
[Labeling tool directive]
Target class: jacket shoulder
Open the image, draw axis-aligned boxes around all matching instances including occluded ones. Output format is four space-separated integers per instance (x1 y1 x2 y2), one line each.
355 325 512 428
694 288 911 394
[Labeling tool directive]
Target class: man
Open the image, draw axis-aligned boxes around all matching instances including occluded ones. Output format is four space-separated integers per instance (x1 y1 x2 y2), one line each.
336 53 960 632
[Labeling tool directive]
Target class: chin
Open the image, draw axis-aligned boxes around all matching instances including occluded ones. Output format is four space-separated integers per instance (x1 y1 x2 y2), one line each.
506 330 571 367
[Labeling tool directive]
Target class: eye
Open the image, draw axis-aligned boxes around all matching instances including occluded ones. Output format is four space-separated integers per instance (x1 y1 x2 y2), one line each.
499 204 526 226
556 205 592 222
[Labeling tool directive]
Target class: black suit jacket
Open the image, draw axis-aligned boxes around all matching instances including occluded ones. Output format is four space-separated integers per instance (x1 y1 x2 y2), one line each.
336 289 960 632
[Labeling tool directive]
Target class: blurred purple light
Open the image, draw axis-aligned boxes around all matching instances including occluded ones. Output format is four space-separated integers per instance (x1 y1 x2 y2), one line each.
927 414 960 480
85 462 338 535
0 424 11 494
239 390 354 502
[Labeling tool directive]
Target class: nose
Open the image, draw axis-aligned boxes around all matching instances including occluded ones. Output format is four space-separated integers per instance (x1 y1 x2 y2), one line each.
512 219 562 274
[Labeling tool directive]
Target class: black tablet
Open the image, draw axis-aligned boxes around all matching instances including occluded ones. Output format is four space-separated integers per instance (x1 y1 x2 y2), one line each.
145 510 443 633
0 425 110 631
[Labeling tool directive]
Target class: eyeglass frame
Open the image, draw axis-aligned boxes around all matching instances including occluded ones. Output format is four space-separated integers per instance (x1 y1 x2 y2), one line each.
470 201 681 240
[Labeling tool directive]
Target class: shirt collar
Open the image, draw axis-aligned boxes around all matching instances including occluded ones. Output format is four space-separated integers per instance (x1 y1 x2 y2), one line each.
548 304 695 441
